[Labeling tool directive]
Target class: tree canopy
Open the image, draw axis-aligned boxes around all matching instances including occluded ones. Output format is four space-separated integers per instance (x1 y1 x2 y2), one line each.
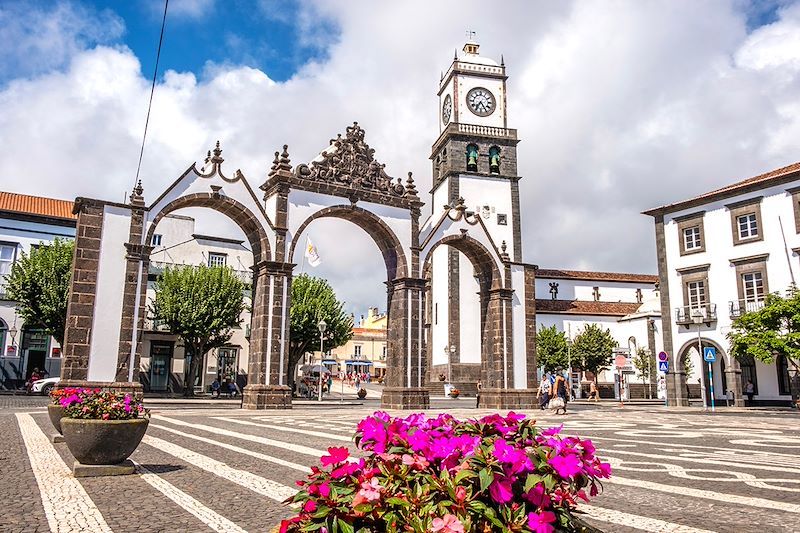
150 265 246 395
571 323 617 381
5 238 74 346
536 325 569 372
289 274 353 391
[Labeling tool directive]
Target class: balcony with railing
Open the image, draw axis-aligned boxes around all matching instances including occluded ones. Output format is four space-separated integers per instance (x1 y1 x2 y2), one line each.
675 304 717 326
729 298 766 319
142 318 171 333
0 283 10 301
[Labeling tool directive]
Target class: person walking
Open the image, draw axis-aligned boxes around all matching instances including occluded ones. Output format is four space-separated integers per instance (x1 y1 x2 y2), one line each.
476 379 482 408
588 381 599 402
551 369 568 415
744 380 755 405
538 373 551 410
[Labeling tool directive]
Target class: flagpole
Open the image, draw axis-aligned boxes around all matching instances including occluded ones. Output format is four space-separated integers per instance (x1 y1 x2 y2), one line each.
300 236 307 275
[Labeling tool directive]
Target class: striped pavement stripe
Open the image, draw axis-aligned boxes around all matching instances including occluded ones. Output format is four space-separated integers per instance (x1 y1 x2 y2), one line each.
213 416 353 441
579 505 717 533
132 460 247 533
142 434 298 501
15 413 113 533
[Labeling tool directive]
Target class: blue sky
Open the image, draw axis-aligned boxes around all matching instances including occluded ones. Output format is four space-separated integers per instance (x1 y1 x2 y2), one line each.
2 0 800 315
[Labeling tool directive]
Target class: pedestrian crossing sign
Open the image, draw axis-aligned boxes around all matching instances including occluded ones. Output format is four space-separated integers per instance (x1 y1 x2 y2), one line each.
658 361 669 373
703 347 716 362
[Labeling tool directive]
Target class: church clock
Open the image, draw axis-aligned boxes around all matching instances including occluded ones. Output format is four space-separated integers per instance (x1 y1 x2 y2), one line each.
441 94 452 125
466 87 495 117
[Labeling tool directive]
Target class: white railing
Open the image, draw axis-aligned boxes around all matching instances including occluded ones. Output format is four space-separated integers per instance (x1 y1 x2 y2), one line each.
729 299 766 319
455 123 516 138
149 261 253 284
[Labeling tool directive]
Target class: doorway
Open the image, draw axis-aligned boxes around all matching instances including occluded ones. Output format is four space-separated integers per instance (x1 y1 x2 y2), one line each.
22 329 49 379
149 342 173 392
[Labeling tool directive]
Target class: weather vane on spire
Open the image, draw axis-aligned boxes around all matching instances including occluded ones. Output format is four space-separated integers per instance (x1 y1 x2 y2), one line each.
466 30 477 41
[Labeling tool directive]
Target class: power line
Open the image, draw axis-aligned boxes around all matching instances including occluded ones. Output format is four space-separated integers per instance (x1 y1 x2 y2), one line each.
132 0 169 193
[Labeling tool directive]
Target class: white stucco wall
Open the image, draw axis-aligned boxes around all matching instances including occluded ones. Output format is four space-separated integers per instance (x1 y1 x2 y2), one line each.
535 278 656 303
458 252 481 364
459 175 515 259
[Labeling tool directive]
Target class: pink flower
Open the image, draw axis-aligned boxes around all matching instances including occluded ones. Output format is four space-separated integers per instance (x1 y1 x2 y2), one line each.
321 447 349 466
488 475 514 504
454 486 466 502
402 454 430 470
355 477 382 502
523 483 550 508
302 500 317 512
527 511 556 533
549 454 583 478
541 424 563 437
331 462 360 479
431 514 465 533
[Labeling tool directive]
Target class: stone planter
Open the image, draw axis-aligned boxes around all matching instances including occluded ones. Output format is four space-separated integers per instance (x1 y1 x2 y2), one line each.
449 391 460 399
357 388 367 399
47 404 65 434
61 418 149 465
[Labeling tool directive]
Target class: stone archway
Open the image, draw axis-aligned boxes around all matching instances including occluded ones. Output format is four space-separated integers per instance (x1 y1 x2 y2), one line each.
676 337 742 407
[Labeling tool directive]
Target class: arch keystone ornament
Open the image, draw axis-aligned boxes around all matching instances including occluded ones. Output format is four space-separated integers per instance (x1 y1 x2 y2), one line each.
61 42 541 410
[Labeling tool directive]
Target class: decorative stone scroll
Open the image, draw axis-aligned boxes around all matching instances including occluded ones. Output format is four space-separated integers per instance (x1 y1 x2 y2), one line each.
295 122 406 197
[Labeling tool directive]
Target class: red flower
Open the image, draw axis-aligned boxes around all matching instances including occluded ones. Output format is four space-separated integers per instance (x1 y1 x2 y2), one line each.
321 447 349 466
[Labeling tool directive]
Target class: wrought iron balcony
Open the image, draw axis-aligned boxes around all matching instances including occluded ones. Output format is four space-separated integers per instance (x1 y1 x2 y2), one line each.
142 318 171 332
729 299 766 319
675 304 717 326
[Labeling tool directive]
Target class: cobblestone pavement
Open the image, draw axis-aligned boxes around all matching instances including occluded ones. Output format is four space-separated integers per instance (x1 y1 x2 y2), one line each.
1 398 798 533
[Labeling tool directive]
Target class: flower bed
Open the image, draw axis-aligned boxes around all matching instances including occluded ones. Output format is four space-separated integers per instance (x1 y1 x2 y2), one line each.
280 411 611 533
54 388 148 420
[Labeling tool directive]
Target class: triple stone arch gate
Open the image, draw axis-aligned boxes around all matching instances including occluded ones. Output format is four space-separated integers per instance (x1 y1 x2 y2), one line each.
60 123 539 409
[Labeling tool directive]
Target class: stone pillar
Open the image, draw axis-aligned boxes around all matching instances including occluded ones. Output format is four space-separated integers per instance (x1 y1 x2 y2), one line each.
382 277 430 409
479 287 536 409
242 260 293 409
724 357 745 407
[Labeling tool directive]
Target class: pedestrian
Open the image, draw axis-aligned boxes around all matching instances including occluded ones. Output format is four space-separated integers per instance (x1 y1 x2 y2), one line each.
744 380 755 405
354 374 361 390
537 373 551 410
551 368 568 415
588 381 599 402
327 373 333 394
476 379 482 408
211 378 221 398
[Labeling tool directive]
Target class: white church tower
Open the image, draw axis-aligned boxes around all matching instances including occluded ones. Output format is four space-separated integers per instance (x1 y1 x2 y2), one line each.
428 38 522 391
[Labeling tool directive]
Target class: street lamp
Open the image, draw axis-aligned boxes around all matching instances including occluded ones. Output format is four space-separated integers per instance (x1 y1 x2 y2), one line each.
691 309 713 412
317 319 327 402
8 324 17 346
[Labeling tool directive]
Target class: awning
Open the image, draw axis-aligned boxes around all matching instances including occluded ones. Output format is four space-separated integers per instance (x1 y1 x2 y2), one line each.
345 360 373 366
322 359 338 365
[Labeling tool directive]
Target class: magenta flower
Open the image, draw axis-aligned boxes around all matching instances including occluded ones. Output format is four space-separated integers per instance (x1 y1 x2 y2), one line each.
431 514 465 533
527 510 556 533
523 483 550 508
321 447 349 466
488 475 514 504
549 454 583 478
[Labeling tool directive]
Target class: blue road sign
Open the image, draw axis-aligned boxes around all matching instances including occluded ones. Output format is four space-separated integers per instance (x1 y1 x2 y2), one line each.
658 351 668 362
658 361 669 372
703 347 716 362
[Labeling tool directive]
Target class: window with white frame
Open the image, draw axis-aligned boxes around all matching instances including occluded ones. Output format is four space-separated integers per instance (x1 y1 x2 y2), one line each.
151 234 163 246
737 213 758 240
0 244 16 277
208 252 226 267
381 345 386 359
742 272 765 303
683 226 701 251
354 345 362 357
687 280 706 308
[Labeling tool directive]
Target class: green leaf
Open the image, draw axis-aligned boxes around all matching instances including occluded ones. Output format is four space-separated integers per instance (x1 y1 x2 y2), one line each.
478 468 493 492
337 518 354 533
524 473 543 493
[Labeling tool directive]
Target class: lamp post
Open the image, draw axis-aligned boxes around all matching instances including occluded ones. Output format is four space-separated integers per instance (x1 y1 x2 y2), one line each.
317 319 327 402
691 309 712 412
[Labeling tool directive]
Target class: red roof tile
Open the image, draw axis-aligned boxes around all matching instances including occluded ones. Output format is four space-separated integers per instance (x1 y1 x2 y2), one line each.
536 268 657 284
536 299 641 316
0 191 76 220
643 161 800 216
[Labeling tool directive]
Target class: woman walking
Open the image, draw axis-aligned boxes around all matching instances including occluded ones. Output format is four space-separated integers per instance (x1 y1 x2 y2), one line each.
551 369 568 415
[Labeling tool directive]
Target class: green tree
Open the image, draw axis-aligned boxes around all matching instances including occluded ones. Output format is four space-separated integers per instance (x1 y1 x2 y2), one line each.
150 265 246 396
681 350 694 377
632 347 655 398
572 323 617 383
289 274 353 393
536 325 569 372
5 238 74 346
728 290 800 403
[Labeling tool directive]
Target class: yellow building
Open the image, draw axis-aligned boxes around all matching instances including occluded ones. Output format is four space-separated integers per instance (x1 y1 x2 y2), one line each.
317 307 387 380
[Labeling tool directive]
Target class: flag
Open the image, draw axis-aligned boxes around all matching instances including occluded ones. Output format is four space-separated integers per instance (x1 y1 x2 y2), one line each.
305 238 321 267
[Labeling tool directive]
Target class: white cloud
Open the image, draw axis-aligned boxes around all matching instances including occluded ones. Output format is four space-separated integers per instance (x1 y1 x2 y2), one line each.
2 0 800 315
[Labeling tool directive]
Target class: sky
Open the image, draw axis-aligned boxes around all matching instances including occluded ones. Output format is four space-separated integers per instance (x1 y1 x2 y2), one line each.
1 0 800 318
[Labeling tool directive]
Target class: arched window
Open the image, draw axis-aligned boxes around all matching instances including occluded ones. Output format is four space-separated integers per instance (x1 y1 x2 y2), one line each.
489 146 501 174
777 354 791 395
739 355 758 394
466 144 478 172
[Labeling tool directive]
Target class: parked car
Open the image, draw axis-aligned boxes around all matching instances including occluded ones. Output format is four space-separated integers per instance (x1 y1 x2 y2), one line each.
31 377 59 395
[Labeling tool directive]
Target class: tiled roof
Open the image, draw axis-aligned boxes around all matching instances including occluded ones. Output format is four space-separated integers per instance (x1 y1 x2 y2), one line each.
643 161 800 216
0 191 76 221
536 268 658 284
535 299 641 316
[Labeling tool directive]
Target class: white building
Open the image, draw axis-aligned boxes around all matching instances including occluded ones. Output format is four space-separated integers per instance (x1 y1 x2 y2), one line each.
535 269 664 399
645 161 800 407
140 213 253 394
0 192 76 388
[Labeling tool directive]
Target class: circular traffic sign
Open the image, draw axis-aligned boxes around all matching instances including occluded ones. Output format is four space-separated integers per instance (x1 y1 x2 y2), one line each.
658 351 668 362
615 355 627 368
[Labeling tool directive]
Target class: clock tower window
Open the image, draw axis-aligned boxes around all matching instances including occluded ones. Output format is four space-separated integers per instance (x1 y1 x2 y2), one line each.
489 146 501 174
466 144 478 172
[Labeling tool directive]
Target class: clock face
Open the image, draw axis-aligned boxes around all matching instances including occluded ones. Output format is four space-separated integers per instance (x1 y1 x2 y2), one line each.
466 87 496 117
442 94 452 125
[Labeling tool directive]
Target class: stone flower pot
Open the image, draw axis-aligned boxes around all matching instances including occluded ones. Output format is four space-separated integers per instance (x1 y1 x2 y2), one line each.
47 404 65 434
449 390 460 398
61 418 149 465
357 388 367 399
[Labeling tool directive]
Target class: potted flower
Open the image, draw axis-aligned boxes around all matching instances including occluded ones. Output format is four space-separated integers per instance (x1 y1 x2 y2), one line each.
59 389 149 465
438 373 447 382
357 388 367 399
279 411 611 533
48 387 94 434
449 387 460 398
